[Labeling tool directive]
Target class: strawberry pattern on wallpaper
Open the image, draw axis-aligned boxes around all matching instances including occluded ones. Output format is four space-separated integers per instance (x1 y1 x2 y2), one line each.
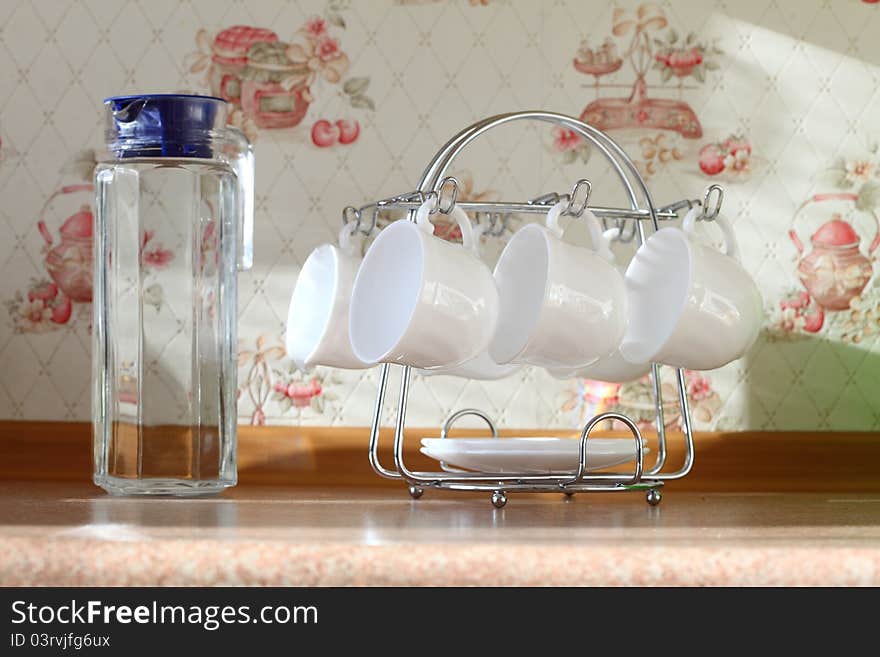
697 134 757 181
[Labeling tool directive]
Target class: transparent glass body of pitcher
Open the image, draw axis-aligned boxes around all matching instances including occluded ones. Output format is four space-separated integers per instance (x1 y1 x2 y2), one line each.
93 94 254 496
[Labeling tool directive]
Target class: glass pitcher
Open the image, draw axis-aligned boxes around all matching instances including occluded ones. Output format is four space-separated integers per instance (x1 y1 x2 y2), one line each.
92 94 254 496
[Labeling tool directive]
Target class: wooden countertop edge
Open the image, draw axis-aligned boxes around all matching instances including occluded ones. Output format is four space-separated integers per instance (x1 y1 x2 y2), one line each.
0 421 878 492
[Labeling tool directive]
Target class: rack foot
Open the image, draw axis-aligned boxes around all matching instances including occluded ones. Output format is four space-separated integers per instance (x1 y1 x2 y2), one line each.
646 489 662 506
408 485 424 500
491 490 507 508
563 491 575 499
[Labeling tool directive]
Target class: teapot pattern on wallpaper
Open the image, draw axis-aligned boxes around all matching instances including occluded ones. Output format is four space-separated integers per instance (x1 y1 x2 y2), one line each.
769 146 880 344
3 150 175 335
1 0 879 429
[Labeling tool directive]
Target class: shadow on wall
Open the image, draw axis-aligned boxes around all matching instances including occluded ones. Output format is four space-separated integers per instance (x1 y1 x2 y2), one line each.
742 331 880 431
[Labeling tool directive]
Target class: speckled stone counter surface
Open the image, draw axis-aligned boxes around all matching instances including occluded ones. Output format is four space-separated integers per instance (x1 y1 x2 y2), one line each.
1 482 879 586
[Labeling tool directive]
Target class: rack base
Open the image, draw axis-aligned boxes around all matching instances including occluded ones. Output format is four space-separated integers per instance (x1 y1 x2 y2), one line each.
404 478 664 508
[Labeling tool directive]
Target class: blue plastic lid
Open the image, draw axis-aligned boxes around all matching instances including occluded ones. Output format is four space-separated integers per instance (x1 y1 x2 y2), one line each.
103 94 228 158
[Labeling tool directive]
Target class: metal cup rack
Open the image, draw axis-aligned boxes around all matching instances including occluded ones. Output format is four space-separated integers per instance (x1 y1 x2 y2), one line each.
342 111 723 508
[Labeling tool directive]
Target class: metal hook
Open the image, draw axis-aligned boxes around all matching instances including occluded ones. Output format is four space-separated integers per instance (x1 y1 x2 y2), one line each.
366 204 380 235
619 219 638 243
498 212 512 237
482 211 496 236
564 178 592 217
603 217 636 244
604 222 624 243
342 205 361 232
436 176 459 214
701 184 723 221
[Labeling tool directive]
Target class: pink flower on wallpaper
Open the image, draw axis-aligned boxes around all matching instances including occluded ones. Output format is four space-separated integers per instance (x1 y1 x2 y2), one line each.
553 127 582 151
143 247 174 269
140 230 174 269
845 160 875 185
303 16 328 39
270 367 336 415
315 35 343 63
551 126 591 165
685 371 713 401
20 299 52 325
284 379 324 408
432 219 464 243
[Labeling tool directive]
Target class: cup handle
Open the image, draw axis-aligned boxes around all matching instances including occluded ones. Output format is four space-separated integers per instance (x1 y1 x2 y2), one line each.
338 221 360 256
545 200 566 237
415 199 479 256
583 208 615 263
545 201 614 262
682 206 739 260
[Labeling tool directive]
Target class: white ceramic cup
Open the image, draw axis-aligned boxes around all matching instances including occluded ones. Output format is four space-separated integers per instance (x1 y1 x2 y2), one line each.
349 200 499 369
619 206 763 371
547 227 652 383
418 223 522 380
489 201 626 369
286 222 371 370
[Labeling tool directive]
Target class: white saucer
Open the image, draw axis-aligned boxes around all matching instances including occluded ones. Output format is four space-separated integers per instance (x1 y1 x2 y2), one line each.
420 437 646 474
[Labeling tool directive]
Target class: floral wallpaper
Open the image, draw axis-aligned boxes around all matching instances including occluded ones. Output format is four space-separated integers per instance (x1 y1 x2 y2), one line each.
1 0 879 432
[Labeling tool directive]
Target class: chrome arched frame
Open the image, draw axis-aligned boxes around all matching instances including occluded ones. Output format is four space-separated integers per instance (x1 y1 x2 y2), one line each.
360 111 710 507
